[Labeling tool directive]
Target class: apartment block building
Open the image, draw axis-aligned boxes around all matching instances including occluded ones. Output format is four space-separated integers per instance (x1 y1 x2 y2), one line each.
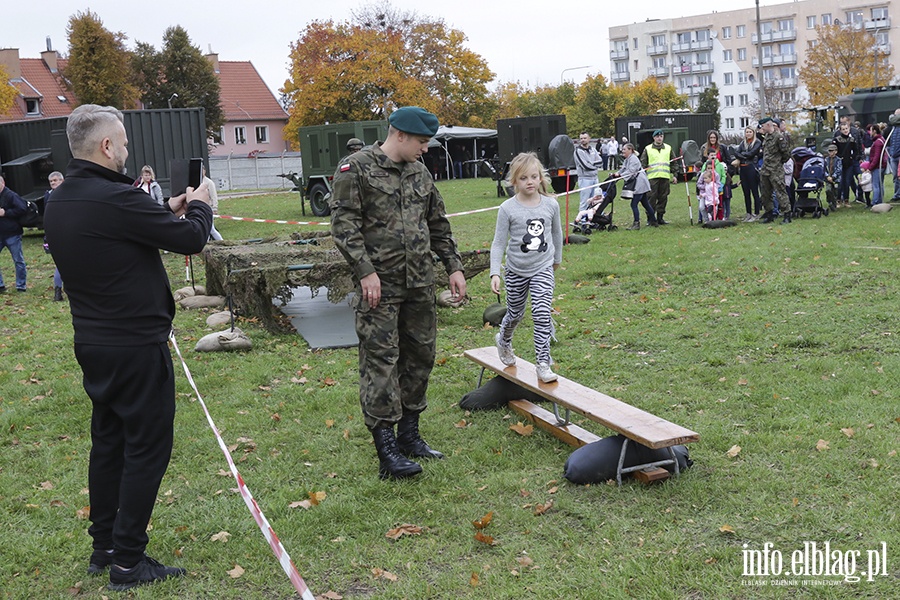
609 0 896 137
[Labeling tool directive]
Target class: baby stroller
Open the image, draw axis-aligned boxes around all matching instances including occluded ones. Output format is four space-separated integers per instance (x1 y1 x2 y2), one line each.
791 148 829 218
571 175 618 234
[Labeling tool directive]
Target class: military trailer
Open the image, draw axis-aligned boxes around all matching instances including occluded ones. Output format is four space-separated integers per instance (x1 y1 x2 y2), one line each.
615 111 716 180
496 115 576 195
297 120 389 216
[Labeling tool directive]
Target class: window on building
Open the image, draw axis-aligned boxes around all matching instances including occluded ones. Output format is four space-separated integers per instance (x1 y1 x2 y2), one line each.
255 125 269 144
872 7 888 21
762 45 773 58
737 48 747 61
779 67 797 79
725 118 735 129
614 61 628 73
779 43 795 57
740 117 750 128
235 126 247 145
725 95 735 107
724 72 733 85
807 39 818 50
876 30 889 46
822 13 832 25
696 29 710 41
212 127 224 145
25 99 41 115
723 26 732 39
739 94 749 106
763 68 774 81
738 71 748 83
760 22 773 34
633 59 639 71
807 15 817 29
633 37 638 49
651 34 666 46
737 24 746 37
780 90 797 103
676 32 691 45
613 39 627 52
778 19 794 31
697 74 712 87
723 49 733 61
697 51 711 64
845 11 863 26
678 76 692 90
653 56 666 68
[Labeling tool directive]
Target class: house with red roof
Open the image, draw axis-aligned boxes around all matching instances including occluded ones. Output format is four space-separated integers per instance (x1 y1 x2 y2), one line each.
207 53 289 156
0 47 76 122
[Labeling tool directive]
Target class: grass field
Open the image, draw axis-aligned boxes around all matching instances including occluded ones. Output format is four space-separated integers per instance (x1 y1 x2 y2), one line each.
1 175 898 599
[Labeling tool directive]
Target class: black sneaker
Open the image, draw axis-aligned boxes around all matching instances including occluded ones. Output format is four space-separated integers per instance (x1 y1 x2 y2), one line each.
88 549 114 575
0 286 5 293
108 554 186 591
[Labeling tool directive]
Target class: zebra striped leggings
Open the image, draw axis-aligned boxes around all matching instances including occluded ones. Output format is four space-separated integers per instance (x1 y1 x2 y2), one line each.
498 265 555 365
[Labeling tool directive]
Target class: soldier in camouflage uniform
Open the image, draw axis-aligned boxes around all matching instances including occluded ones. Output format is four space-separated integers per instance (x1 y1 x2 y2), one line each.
758 117 792 224
330 107 467 480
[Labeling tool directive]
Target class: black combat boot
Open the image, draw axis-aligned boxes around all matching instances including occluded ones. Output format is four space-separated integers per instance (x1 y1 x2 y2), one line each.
53 286 64 302
397 411 444 460
781 214 792 224
760 211 776 224
371 426 423 480
626 221 640 230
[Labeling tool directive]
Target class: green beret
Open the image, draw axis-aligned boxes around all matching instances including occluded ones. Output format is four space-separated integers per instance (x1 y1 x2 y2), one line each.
389 107 439 136
653 129 664 136
758 117 773 125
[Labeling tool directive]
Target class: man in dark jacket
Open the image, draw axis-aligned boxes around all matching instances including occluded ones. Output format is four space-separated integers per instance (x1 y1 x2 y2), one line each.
43 104 212 591
0 175 28 292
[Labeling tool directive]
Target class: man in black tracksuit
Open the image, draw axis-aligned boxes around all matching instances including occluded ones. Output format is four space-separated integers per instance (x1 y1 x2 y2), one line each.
43 104 212 591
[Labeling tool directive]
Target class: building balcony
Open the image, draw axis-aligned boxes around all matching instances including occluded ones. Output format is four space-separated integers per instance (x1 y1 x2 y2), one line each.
876 42 892 55
752 77 798 91
671 39 713 53
611 70 631 82
671 61 714 75
865 18 891 31
646 44 668 56
648 66 670 77
752 53 798 67
752 29 798 44
610 49 629 60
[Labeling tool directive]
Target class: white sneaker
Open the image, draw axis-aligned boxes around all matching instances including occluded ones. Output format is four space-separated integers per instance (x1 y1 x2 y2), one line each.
495 333 516 366
536 362 557 383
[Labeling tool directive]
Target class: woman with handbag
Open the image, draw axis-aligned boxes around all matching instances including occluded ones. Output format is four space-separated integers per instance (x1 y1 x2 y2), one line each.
618 143 656 230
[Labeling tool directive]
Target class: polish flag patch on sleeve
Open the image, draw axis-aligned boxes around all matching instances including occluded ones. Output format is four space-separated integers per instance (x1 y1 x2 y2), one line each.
340 164 351 172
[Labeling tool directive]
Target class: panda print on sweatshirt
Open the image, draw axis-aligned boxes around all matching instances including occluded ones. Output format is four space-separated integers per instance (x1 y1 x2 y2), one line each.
520 218 548 253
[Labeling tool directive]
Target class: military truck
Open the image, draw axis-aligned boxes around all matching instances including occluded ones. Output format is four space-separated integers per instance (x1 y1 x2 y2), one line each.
297 120 389 216
615 111 716 180
837 86 900 126
496 115 576 195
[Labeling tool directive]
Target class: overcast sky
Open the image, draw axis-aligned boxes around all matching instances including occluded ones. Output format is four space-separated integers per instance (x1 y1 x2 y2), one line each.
6 0 778 100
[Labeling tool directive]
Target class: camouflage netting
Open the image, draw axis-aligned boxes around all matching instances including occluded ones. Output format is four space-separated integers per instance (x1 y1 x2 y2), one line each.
203 231 491 333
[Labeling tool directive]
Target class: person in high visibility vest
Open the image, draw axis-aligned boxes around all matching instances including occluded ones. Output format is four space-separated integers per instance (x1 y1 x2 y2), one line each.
639 129 680 224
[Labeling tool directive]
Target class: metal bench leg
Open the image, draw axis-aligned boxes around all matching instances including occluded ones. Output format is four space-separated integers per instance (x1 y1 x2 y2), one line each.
616 437 630 487
477 366 487 388
551 403 571 426
667 446 680 477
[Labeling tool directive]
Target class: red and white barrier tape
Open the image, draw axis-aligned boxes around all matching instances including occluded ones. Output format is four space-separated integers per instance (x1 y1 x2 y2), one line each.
168 332 315 600
215 215 331 226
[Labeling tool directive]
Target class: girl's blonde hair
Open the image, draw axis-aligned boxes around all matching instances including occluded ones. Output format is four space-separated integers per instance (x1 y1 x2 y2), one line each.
505 152 551 195
141 165 155 179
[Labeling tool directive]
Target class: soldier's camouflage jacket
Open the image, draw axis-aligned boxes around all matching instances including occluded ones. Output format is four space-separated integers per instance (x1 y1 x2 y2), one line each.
761 130 790 176
330 143 464 297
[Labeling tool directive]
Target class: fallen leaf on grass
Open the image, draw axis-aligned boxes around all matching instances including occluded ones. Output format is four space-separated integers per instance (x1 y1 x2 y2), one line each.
516 556 534 567
472 512 493 530
726 445 742 458
533 499 553 516
840 427 855 438
454 419 469 428
75 506 90 520
385 524 422 540
317 592 343 600
719 525 735 534
38 480 54 491
371 567 397 581
323 377 336 386
816 439 830 451
474 531 496 546
509 422 533 436
470 572 480 586
227 564 244 578
210 531 231 543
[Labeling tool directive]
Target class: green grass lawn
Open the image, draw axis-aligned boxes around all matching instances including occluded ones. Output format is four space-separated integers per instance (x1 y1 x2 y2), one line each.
1 177 898 599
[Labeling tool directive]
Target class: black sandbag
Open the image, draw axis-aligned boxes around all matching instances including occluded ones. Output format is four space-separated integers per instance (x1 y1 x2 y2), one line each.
459 376 546 411
701 219 737 229
563 434 692 484
564 233 590 244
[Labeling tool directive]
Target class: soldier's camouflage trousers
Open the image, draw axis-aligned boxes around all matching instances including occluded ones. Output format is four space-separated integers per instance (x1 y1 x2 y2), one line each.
354 285 436 429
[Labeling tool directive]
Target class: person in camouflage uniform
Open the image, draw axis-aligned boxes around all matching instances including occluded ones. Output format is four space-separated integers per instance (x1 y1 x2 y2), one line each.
330 107 467 480
758 117 792 224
